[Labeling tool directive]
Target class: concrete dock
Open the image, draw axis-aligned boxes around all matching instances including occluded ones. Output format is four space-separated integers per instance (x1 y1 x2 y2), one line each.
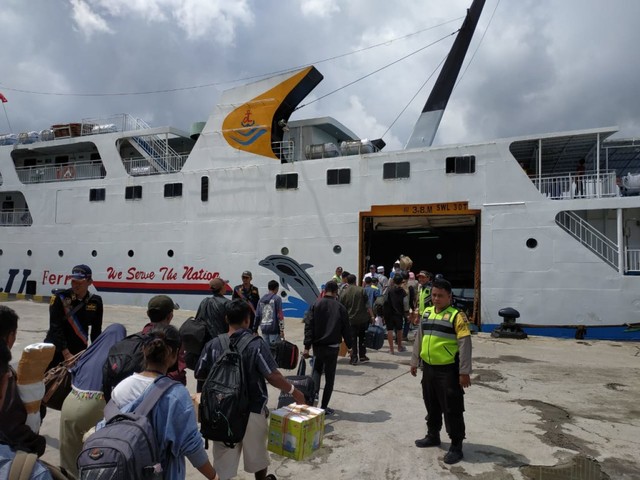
4 299 640 479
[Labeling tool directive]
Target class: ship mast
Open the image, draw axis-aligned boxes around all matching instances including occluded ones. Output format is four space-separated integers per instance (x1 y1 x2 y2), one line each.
405 0 486 149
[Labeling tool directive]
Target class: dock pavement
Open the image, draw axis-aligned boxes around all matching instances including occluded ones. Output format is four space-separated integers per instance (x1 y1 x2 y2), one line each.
4 299 640 479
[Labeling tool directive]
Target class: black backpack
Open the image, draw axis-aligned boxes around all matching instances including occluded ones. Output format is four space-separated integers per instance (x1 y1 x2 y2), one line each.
102 333 145 401
179 316 211 370
199 333 257 447
77 376 177 479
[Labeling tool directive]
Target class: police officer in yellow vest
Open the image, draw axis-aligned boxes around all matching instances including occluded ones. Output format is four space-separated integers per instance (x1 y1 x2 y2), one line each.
410 277 472 465
416 270 432 316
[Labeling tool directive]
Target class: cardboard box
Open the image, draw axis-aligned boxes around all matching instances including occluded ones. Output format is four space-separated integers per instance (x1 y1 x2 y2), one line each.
268 404 325 460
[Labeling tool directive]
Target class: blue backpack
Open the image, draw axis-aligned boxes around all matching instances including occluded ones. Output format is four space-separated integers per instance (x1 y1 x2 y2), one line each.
77 376 177 479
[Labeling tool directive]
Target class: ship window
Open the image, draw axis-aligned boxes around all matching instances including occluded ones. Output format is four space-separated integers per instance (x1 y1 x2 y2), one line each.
91 250 97 257
446 155 476 174
201 176 209 202
167 249 174 257
327 168 351 185
125 185 142 200
90 153 101 160
276 173 298 190
383 162 410 179
58 250 64 257
90 188 106 202
164 183 183 198
55 155 69 165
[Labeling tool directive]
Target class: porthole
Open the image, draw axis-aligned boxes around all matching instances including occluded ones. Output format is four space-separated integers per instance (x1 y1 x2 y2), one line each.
436 253 442 260
167 249 174 257
58 250 64 257
281 247 289 255
128 250 134 257
91 250 97 257
0 249 3 255
280 291 287 298
526 238 538 249
333 245 342 254
27 249 32 256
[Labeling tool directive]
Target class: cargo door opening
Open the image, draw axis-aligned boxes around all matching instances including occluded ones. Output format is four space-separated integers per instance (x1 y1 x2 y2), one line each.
360 204 481 326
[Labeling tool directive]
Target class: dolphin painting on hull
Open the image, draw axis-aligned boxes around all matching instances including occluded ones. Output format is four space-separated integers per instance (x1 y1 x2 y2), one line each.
258 255 320 307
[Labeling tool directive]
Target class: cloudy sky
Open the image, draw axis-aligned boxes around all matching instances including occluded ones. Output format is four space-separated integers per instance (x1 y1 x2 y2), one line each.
1 0 640 151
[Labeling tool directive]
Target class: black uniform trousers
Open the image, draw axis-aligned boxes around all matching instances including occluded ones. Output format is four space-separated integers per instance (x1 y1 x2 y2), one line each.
311 344 339 409
421 363 465 442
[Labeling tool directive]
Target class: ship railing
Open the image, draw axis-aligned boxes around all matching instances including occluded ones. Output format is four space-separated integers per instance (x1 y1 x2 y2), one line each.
272 140 295 162
531 170 618 199
123 155 188 176
625 249 640 273
556 211 618 269
15 161 105 184
0 209 32 226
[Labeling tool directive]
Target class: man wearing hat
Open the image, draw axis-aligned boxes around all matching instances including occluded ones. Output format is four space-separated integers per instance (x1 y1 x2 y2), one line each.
44 264 103 369
417 271 433 317
362 264 378 284
141 295 186 385
376 266 389 294
232 271 260 333
196 277 231 340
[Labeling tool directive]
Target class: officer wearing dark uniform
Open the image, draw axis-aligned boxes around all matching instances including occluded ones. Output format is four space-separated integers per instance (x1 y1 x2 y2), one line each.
410 278 472 465
44 264 103 369
232 270 260 332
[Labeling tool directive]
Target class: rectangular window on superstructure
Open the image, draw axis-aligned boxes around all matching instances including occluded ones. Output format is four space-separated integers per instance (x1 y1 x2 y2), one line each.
164 182 183 198
327 168 351 185
275 173 298 190
125 185 142 200
201 176 209 202
445 155 476 174
383 161 410 179
89 188 105 202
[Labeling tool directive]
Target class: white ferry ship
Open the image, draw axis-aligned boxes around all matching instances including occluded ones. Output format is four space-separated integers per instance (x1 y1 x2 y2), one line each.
1 0 639 340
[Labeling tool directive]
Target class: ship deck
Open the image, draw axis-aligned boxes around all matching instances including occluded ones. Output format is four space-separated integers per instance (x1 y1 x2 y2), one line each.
6 299 640 479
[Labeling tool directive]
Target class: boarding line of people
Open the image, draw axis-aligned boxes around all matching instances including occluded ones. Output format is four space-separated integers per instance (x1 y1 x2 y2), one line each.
0 260 472 479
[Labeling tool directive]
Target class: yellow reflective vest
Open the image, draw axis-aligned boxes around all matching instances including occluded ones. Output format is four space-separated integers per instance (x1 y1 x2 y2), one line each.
420 305 460 366
418 285 431 316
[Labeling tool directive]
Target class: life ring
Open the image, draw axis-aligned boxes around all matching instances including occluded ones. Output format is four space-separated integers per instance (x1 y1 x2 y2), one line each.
56 165 76 180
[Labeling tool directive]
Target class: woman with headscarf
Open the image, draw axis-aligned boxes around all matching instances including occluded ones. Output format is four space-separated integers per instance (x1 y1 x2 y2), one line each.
59 323 126 476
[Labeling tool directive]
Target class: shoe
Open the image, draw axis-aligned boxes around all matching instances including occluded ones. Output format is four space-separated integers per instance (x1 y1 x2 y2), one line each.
389 349 395 355
349 357 358 365
415 434 441 448
359 355 370 363
265 475 278 480
397 346 407 352
443 448 463 464
323 407 335 416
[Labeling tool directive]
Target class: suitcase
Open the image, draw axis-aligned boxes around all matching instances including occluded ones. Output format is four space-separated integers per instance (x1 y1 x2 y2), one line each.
271 339 299 370
365 324 385 350
277 358 315 408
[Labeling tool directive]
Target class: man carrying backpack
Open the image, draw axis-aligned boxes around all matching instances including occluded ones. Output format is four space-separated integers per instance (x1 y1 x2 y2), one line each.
255 280 285 344
103 295 184 401
196 278 231 340
195 300 305 480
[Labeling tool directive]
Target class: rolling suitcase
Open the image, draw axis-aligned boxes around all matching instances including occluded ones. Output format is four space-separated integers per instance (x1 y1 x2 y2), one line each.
365 324 385 350
271 339 299 370
276 357 315 408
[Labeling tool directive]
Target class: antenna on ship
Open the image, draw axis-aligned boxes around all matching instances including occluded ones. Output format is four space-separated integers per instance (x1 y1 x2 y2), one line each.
405 0 485 149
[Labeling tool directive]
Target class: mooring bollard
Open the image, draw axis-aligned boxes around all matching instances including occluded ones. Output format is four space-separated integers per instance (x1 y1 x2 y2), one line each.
491 307 528 339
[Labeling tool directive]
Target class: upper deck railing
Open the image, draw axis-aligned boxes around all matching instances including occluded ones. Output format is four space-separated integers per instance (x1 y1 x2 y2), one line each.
123 155 188 176
0 114 148 146
531 170 618 200
15 161 105 184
